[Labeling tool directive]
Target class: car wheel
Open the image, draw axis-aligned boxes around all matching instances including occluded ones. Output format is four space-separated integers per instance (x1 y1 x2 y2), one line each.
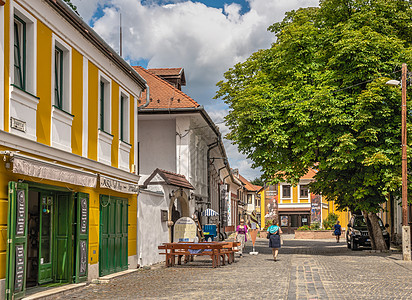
350 237 358 250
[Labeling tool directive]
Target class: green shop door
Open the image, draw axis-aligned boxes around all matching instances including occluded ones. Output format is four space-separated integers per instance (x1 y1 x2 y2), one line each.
5 182 29 300
38 193 53 284
99 195 128 276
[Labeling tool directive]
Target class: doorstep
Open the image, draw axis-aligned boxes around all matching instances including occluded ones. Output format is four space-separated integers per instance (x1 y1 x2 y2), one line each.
22 282 87 300
94 269 140 283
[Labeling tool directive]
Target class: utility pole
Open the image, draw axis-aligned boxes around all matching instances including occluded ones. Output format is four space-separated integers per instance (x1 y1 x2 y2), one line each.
119 12 122 57
401 63 411 261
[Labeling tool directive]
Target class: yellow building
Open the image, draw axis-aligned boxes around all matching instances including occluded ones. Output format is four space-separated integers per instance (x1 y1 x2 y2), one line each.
0 1 146 298
261 169 349 233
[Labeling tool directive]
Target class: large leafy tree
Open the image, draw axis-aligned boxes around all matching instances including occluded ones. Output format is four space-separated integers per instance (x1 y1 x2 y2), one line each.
216 0 412 249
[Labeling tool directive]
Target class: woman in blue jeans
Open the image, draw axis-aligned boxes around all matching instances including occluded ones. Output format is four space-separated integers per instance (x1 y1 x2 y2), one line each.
267 220 282 261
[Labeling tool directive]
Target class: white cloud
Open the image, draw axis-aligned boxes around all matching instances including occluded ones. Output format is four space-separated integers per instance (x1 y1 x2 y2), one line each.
72 0 318 180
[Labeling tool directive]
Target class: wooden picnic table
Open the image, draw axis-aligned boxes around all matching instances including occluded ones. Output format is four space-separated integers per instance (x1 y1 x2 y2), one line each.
158 241 239 268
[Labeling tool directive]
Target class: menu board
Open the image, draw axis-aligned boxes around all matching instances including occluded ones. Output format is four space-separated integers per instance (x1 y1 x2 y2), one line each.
15 245 25 292
173 217 197 242
16 190 26 236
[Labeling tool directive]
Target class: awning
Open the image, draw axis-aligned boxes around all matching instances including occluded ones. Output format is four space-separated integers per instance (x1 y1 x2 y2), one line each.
100 175 139 194
202 208 219 217
7 152 97 188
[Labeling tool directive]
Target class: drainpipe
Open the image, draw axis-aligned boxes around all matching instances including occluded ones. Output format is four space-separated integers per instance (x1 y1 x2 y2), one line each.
138 83 150 110
207 141 218 211
217 160 227 236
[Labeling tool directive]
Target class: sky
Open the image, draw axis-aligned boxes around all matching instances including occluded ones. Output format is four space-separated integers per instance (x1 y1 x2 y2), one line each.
71 0 319 181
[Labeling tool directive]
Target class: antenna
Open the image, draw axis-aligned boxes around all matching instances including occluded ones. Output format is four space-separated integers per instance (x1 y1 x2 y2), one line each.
119 12 123 57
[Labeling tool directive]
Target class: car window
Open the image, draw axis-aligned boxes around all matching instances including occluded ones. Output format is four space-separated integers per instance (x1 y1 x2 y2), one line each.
354 217 366 227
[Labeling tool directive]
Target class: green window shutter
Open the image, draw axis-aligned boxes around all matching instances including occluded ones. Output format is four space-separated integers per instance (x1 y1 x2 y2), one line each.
54 47 63 109
100 81 105 131
75 192 89 283
5 182 29 300
13 16 26 90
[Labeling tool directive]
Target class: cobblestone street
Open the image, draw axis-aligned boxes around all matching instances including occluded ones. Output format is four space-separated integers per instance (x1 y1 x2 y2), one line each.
53 237 412 300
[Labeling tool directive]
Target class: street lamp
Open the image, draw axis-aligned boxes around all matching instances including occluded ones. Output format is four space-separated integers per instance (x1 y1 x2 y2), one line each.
386 63 411 261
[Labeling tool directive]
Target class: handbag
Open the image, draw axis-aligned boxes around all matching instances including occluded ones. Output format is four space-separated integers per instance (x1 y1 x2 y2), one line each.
266 232 271 239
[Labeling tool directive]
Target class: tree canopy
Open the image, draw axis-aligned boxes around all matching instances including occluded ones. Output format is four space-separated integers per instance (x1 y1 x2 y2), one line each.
216 0 412 213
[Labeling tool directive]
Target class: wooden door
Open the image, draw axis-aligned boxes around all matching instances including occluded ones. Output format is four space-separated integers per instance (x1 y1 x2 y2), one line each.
99 196 128 276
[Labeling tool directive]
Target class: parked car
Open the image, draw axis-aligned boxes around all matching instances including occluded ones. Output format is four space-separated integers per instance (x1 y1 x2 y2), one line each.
346 215 390 250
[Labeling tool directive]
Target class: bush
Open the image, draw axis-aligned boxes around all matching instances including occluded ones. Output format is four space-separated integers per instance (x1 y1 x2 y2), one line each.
310 222 321 230
297 225 310 231
323 213 339 230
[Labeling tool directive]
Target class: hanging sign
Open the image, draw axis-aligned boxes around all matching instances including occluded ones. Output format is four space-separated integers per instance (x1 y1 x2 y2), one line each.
173 217 197 242
100 175 139 194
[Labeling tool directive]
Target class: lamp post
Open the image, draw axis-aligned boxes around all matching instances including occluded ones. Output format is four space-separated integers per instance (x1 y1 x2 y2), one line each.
387 63 411 261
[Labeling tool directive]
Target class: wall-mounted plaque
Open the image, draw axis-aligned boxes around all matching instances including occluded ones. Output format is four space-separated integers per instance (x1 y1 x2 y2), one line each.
161 210 168 222
80 198 88 234
16 190 25 236
15 245 24 292
10 117 26 133
79 240 87 276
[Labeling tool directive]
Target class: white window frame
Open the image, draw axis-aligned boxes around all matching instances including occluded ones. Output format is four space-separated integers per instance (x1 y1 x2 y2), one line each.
280 183 292 202
98 72 112 134
10 2 36 95
51 34 72 113
298 184 309 203
119 87 130 143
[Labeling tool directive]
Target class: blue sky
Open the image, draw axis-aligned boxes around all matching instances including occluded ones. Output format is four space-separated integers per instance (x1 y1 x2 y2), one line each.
72 0 319 180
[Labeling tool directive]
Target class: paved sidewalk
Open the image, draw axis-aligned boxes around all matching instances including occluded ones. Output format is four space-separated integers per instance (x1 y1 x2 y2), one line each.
51 237 412 300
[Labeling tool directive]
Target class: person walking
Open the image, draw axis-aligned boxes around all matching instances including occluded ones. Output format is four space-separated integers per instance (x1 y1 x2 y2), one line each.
267 220 282 261
333 220 342 243
235 219 248 257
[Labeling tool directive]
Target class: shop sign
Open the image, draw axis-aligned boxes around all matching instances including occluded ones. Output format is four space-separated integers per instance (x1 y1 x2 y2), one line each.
80 198 88 234
100 175 139 194
16 190 25 236
79 241 87 276
14 245 24 292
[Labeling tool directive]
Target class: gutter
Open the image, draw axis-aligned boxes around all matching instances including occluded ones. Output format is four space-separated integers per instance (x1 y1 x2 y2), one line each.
48 0 147 90
138 83 150 110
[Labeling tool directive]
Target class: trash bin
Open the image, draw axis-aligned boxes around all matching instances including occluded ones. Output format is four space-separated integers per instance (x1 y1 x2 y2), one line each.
203 224 217 241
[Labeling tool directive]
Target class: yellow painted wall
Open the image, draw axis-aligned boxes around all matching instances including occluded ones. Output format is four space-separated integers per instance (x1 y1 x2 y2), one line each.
129 95 135 168
36 21 52 145
4 1 10 131
260 189 265 229
292 186 298 203
71 49 83 156
87 62 98 160
111 82 119 168
128 195 137 256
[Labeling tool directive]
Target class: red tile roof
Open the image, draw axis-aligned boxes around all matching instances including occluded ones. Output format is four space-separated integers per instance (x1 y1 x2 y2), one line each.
238 174 262 192
148 68 183 77
143 168 195 190
133 66 199 109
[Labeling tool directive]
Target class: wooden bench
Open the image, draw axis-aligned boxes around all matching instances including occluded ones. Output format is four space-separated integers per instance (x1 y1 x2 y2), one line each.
219 241 240 264
158 242 225 268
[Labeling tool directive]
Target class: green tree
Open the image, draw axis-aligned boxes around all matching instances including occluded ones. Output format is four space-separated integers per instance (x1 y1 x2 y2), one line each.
63 0 78 14
250 177 265 186
216 0 412 250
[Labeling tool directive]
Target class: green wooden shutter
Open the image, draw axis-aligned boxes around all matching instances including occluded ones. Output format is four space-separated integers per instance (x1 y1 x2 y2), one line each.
75 193 89 283
5 182 29 300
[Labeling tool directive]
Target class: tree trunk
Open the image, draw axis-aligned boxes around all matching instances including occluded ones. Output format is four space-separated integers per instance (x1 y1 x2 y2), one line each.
363 211 387 250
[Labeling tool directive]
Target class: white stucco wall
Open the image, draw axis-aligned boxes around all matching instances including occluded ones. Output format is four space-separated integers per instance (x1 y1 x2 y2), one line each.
139 119 176 175
137 189 169 266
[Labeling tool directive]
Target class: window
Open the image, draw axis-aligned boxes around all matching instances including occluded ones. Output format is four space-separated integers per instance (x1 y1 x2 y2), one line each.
247 194 252 204
54 47 63 109
120 93 129 142
300 185 309 198
282 184 291 198
13 15 26 90
99 76 111 133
